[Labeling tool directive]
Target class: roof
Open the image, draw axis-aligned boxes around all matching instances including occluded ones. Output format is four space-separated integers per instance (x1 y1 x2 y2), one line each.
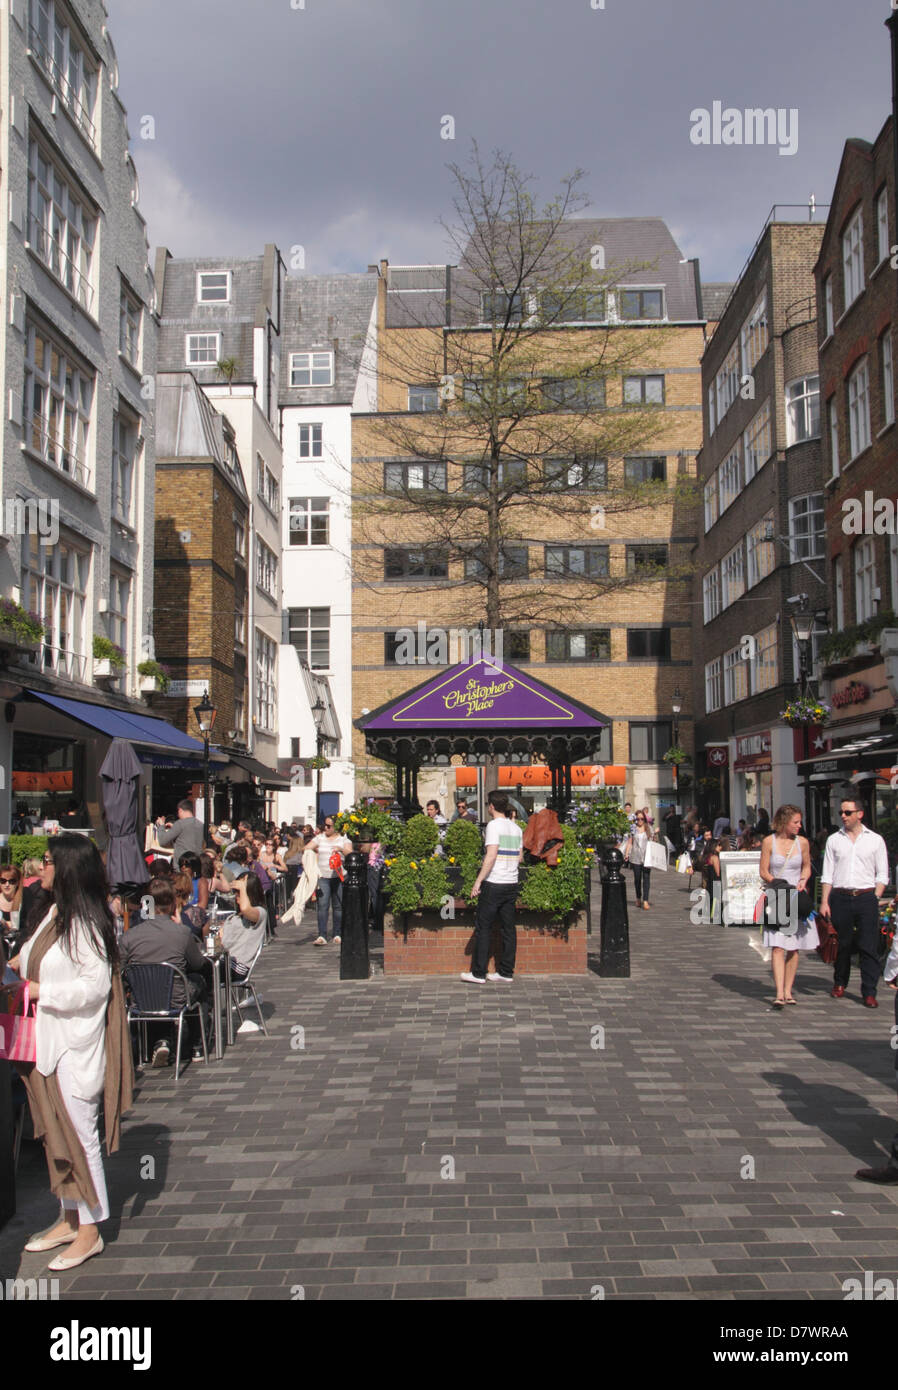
279 272 378 407
701 283 735 321
154 373 249 499
155 253 271 384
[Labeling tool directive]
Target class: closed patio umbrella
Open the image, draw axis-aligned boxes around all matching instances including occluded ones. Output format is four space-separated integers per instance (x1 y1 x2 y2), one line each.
99 738 149 891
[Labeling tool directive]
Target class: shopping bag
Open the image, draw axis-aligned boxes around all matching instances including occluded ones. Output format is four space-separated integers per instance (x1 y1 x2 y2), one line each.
0 982 37 1063
645 840 668 872
675 854 692 875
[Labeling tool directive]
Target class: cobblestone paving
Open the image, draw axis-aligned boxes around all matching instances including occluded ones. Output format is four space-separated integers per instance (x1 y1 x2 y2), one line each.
3 870 897 1300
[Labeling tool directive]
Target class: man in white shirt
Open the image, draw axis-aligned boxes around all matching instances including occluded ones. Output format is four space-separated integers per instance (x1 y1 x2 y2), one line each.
819 797 889 1007
461 791 523 984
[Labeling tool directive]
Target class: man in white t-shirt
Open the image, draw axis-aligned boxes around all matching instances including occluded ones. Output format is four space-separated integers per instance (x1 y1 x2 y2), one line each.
462 790 524 984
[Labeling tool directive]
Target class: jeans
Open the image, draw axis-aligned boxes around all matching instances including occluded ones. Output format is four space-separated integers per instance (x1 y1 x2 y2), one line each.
632 863 651 903
317 876 342 939
830 892 881 997
472 880 518 979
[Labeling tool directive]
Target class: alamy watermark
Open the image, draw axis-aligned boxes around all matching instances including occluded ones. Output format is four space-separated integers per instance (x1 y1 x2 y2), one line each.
689 102 798 157
842 492 898 534
2 497 58 546
393 622 503 668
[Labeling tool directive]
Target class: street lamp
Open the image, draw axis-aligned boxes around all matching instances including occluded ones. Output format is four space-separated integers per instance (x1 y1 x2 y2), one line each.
311 695 326 828
671 685 682 802
790 598 815 832
193 690 217 847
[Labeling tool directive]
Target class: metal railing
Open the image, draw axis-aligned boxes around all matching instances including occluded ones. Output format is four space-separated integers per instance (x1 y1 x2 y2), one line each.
28 28 98 147
27 216 95 314
27 419 93 491
715 202 830 328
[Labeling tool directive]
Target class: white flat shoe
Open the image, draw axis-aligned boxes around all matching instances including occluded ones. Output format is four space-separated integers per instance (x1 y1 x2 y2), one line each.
24 1229 78 1253
48 1235 104 1271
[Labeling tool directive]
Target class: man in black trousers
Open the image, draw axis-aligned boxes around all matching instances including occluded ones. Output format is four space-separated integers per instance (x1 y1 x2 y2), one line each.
461 791 523 984
818 797 888 1008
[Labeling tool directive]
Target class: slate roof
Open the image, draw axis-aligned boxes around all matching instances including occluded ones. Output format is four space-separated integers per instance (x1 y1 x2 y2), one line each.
279 272 378 407
154 372 249 500
155 255 268 384
702 282 736 322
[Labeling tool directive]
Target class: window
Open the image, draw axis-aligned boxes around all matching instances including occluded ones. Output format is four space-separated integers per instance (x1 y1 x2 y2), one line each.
752 623 779 694
740 292 768 374
703 567 721 623
705 658 722 714
715 342 740 421
746 515 775 586
834 556 844 629
384 461 446 492
848 358 871 458
721 542 746 608
718 445 741 512
112 412 137 524
29 0 98 144
626 545 668 574
24 320 94 489
618 288 664 320
624 456 666 484
289 497 329 546
384 547 449 579
507 631 531 661
823 275 834 339
197 271 230 303
543 456 607 490
626 629 671 661
545 629 610 662
107 568 130 658
828 397 840 478
540 289 606 322
785 376 820 445
234 516 246 560
854 537 877 622
233 696 245 739
545 545 609 578
622 374 665 405
481 290 524 322
256 455 279 512
289 607 330 669
703 477 719 532
629 722 673 761
465 546 528 579
408 385 439 412
119 282 141 367
878 188 890 265
290 352 334 387
254 631 276 732
843 206 864 308
708 384 716 436
723 646 749 705
20 530 88 681
298 424 323 458
186 334 220 367
882 332 894 427
743 400 772 482
542 377 606 410
27 140 97 311
463 459 527 491
788 494 824 560
256 540 278 598
234 600 245 646
463 377 527 409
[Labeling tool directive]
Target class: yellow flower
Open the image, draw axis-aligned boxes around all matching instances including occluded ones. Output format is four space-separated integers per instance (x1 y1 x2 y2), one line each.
351 815 359 822
362 817 368 823
449 857 456 864
410 861 418 870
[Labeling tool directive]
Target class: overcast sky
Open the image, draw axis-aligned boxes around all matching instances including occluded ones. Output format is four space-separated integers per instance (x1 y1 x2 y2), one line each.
111 0 894 286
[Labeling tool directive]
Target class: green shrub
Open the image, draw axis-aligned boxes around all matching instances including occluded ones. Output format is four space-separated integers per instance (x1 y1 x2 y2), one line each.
443 818 483 897
568 794 630 846
335 801 402 851
8 834 49 867
519 828 589 920
383 849 449 914
400 813 440 859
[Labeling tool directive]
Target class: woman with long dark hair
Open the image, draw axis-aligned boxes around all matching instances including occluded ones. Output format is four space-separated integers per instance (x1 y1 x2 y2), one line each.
8 835 132 1270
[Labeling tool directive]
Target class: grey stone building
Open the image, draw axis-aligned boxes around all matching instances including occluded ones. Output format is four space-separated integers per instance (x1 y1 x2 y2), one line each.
0 0 160 835
692 214 828 830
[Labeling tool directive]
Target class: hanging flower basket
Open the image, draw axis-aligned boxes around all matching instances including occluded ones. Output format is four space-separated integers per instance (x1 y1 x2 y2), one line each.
308 754 330 771
781 698 831 727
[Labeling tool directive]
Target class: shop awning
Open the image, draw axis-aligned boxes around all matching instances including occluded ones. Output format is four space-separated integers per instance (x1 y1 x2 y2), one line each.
24 690 227 761
455 765 626 788
225 752 293 789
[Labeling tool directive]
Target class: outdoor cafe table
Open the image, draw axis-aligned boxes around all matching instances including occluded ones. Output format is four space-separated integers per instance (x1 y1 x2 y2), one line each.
203 946 234 1059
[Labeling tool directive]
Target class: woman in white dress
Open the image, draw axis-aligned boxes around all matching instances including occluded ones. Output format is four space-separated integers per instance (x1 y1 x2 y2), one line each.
759 804 817 1008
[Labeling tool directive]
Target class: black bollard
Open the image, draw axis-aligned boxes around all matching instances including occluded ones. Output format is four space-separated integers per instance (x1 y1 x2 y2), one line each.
0 1061 15 1228
340 851 371 980
599 847 630 977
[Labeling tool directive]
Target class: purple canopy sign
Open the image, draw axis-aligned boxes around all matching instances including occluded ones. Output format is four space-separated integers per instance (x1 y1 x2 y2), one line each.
364 657 605 730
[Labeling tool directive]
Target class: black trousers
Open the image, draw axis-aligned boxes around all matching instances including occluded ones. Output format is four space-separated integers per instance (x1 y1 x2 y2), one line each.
472 881 518 979
632 864 651 903
830 892 881 997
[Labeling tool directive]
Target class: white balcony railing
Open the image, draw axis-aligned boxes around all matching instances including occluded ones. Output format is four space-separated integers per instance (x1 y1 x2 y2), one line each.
28 28 98 147
27 419 93 491
27 216 95 314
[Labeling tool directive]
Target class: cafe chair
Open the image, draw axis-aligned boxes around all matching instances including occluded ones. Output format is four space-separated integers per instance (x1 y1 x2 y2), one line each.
123 962 208 1081
230 941 268 1037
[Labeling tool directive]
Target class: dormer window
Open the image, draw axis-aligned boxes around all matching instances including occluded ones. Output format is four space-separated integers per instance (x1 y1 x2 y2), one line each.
291 351 334 387
197 271 231 303
618 288 664 320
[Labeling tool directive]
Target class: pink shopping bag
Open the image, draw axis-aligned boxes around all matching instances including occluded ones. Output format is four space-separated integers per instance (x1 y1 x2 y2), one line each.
0 982 37 1063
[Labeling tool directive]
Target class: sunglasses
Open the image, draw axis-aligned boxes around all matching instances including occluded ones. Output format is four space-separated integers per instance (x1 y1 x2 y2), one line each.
0 877 17 885
42 856 53 866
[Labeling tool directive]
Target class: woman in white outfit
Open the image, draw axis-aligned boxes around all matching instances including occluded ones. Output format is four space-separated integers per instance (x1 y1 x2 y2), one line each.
622 811 654 910
759 804 817 1008
8 835 131 1270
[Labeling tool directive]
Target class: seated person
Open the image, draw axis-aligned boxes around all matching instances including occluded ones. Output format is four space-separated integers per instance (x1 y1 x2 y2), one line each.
173 869 209 941
121 877 211 1066
219 872 268 984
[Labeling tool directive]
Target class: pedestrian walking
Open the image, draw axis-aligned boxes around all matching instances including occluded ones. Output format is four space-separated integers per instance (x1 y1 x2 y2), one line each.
461 791 524 983
308 817 352 945
819 797 889 1007
622 811 655 910
758 804 817 1008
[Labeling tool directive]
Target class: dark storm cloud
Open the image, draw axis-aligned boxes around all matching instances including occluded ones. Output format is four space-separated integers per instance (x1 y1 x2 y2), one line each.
110 0 892 281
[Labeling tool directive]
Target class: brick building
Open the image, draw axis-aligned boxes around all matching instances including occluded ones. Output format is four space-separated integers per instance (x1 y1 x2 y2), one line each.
693 214 827 829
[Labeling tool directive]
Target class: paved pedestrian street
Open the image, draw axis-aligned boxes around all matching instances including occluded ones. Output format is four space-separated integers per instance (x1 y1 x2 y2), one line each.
4 870 898 1303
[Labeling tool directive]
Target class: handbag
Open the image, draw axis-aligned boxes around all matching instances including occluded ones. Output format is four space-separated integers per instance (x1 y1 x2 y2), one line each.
0 981 37 1063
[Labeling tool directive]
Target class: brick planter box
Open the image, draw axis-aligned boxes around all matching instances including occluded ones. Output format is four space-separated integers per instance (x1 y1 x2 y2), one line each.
384 908 588 975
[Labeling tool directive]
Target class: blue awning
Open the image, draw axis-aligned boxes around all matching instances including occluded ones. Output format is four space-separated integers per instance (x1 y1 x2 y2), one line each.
25 691 227 760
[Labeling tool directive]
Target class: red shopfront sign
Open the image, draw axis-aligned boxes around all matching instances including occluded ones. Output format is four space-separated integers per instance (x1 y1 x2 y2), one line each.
734 731 771 771
832 681 871 709
707 747 729 768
